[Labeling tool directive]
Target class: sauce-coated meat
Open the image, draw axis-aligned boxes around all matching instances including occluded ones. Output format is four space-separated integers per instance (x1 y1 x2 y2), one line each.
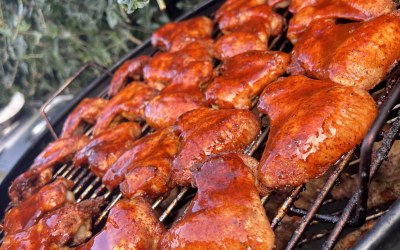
108 55 150 97
1 199 103 250
61 98 108 138
288 12 400 90
172 108 261 186
287 0 395 43
74 122 142 177
205 50 290 109
103 127 179 199
3 178 74 235
257 76 377 190
78 198 165 250
151 16 213 52
93 82 158 136
8 135 90 203
160 153 275 250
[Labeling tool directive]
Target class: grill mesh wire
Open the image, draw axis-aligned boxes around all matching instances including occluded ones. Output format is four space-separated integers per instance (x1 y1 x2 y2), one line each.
1 4 400 249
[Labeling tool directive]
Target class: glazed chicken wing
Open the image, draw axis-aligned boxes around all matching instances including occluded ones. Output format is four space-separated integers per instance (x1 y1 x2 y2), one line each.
92 82 158 136
8 135 90 203
144 41 213 90
74 122 142 177
61 98 108 138
257 76 377 190
171 108 261 186
287 0 395 43
78 198 165 250
108 55 150 97
144 86 207 130
288 12 400 90
1 199 103 250
160 153 275 250
103 127 179 199
3 177 74 235
217 2 283 37
151 16 213 52
205 50 290 109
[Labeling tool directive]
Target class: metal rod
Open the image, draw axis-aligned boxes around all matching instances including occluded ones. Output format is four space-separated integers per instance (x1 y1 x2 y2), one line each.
159 187 189 222
271 185 303 229
152 196 165 209
285 150 354 250
95 192 122 226
324 109 400 249
77 176 101 202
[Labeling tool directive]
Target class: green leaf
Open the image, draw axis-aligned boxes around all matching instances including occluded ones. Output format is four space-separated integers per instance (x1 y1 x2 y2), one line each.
117 0 149 14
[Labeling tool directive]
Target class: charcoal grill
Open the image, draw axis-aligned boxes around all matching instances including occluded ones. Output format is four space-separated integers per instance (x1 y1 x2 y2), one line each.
1 0 400 249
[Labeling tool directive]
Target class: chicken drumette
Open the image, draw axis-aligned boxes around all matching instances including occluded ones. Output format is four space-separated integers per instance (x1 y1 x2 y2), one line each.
160 153 275 250
61 98 108 138
257 76 377 190
74 122 142 177
288 11 400 90
92 82 158 136
3 177 74 235
172 108 261 186
205 50 289 109
1 199 104 250
151 16 213 52
8 135 90 203
78 198 165 250
103 127 179 199
108 55 150 97
287 0 395 43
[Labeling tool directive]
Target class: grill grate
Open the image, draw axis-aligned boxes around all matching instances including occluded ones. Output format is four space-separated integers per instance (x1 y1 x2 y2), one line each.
1 1 400 249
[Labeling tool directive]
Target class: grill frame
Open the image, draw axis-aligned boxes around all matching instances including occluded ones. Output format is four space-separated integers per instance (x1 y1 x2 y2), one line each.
1 0 400 249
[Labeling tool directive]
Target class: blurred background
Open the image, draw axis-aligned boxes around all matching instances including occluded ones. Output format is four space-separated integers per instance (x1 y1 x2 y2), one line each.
0 0 204 180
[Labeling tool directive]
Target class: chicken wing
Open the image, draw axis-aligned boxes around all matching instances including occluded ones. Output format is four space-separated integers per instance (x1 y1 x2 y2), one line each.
8 135 90 203
216 2 283 37
92 82 158 136
103 127 179 199
257 76 377 189
78 198 165 250
172 108 261 186
205 50 290 109
108 55 150 97
1 199 103 250
287 0 395 43
74 122 142 177
160 153 275 250
3 177 74 235
144 86 207 130
61 98 108 138
151 16 213 52
288 12 400 90
144 41 213 90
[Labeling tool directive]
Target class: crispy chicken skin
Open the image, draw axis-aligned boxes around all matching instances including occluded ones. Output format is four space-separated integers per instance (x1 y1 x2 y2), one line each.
103 127 179 199
78 198 165 250
288 12 400 90
172 108 261 186
257 76 377 190
108 55 150 97
92 82 158 136
3 178 74 235
216 2 283 37
144 41 213 90
8 135 90 203
61 98 108 138
73 122 142 177
205 50 290 109
160 153 275 250
1 199 103 250
144 87 207 130
287 0 395 43
151 16 213 52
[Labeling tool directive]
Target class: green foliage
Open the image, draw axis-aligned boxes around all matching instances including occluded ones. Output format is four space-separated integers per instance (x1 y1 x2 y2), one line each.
0 0 204 107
